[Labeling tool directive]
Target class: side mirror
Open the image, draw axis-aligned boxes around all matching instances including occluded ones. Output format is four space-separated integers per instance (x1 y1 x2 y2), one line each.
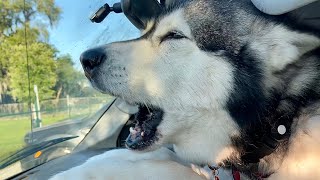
90 3 123 23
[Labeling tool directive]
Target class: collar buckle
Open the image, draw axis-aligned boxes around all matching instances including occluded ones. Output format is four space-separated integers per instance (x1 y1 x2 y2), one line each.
208 164 220 180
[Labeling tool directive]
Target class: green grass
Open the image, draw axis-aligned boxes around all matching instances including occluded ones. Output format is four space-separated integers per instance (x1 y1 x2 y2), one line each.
0 117 30 159
0 100 110 160
0 111 90 159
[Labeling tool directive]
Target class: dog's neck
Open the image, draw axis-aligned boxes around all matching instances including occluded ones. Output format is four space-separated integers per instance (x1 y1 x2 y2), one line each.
223 108 320 179
224 116 299 178
220 147 286 179
170 109 240 165
171 104 319 178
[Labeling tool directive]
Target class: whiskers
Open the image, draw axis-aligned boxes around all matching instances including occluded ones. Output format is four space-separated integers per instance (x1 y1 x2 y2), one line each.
143 101 152 114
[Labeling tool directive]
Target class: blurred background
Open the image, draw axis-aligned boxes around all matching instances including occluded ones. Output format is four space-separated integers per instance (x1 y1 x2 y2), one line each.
0 0 139 159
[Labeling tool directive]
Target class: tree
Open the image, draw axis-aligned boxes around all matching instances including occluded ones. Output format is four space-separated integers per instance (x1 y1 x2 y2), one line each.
0 0 61 38
55 55 83 99
2 28 57 102
0 25 40 102
0 0 61 103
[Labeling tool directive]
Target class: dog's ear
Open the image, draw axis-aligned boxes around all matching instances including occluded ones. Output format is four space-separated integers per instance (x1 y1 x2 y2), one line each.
250 25 320 72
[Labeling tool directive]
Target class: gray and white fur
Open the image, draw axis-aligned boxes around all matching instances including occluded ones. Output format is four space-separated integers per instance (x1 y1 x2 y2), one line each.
58 0 320 179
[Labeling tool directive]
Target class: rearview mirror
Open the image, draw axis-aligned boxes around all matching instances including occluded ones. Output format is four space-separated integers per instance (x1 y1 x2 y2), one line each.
90 0 164 30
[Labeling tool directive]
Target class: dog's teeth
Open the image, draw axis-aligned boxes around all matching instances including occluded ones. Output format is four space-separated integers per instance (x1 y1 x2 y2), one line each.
141 132 145 137
130 127 137 134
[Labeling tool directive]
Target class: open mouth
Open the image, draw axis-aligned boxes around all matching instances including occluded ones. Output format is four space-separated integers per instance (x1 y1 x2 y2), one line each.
125 105 164 150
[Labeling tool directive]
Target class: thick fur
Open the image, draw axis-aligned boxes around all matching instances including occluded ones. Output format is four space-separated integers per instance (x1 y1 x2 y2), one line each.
49 148 207 180
58 0 320 179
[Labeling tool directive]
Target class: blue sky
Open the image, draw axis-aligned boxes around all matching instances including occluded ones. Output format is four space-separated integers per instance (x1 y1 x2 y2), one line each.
49 0 140 69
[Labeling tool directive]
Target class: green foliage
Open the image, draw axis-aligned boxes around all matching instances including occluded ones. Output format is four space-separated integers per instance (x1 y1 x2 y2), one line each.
0 0 61 37
54 56 106 98
0 26 42 101
35 0 61 26
0 0 89 103
2 28 57 102
55 55 83 98
0 0 99 104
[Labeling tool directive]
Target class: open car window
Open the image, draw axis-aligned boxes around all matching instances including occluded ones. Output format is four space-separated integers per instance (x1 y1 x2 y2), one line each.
0 0 139 176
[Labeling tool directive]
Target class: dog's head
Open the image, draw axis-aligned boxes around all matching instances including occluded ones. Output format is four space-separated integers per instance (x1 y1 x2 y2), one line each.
81 0 319 164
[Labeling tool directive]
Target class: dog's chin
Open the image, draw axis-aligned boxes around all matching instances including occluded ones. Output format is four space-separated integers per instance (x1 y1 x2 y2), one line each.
125 104 164 151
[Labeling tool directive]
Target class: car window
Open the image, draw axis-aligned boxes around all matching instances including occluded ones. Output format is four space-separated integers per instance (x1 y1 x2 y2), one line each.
0 0 139 173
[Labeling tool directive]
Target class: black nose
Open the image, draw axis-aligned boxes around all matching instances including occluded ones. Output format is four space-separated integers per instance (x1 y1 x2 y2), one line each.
80 48 106 76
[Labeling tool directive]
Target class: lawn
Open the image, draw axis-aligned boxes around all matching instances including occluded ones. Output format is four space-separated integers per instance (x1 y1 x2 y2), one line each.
0 111 88 159
0 117 31 159
0 98 111 160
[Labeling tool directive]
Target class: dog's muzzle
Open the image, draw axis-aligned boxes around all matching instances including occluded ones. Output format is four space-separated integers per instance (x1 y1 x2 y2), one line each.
80 48 106 78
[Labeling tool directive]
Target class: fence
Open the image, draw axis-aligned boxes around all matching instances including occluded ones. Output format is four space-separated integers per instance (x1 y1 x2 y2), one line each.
0 96 113 120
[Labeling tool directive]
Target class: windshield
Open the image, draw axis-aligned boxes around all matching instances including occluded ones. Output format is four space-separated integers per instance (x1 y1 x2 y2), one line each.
0 0 138 175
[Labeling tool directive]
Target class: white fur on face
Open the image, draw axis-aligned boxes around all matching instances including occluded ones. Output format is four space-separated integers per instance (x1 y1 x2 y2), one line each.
99 10 234 109
94 9 238 164
141 20 155 35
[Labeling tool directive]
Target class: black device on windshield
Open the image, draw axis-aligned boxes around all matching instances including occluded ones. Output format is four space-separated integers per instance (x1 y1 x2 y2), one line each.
90 0 165 30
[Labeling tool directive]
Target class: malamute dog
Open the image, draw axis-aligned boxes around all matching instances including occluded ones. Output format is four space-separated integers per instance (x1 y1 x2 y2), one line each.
56 0 320 179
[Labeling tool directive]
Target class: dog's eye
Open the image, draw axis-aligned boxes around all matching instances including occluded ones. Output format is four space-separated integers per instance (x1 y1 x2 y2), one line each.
160 31 186 43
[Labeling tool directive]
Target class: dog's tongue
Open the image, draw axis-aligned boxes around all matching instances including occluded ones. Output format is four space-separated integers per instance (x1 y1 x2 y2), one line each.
126 133 143 149
126 127 145 149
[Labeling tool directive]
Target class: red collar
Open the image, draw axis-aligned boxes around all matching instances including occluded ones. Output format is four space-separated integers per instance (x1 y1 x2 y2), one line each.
232 168 241 180
232 166 271 180
208 164 271 180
